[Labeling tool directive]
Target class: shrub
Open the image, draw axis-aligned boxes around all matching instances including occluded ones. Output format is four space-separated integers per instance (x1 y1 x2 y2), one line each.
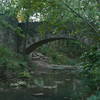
0 45 28 81
87 91 100 100
38 46 80 65
81 46 100 91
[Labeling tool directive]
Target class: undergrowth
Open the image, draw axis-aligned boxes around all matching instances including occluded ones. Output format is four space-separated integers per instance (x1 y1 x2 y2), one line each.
37 45 81 65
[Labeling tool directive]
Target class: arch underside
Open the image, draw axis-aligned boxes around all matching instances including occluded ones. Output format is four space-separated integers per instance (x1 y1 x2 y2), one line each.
25 37 76 54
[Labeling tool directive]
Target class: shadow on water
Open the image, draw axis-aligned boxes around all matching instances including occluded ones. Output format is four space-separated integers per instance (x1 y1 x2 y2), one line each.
0 90 72 100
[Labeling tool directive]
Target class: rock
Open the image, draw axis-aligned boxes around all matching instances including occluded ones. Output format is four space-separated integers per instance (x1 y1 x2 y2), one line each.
30 52 49 62
43 85 57 89
32 93 44 96
64 97 68 99
55 81 63 84
10 81 27 88
65 79 71 81
0 88 4 91
49 65 77 70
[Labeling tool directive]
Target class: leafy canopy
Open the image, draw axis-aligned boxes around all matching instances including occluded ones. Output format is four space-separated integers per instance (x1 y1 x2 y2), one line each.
0 0 99 40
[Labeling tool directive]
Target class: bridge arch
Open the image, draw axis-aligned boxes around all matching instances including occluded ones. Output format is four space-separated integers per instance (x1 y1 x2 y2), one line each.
25 36 77 54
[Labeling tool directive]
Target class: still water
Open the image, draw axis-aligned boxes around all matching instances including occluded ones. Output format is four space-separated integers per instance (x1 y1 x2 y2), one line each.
0 69 86 100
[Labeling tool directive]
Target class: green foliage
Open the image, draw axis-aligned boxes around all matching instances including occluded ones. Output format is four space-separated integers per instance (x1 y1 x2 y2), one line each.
34 78 44 87
87 92 100 100
0 0 20 16
0 16 24 39
15 27 26 39
38 44 80 65
0 45 28 80
0 16 15 31
18 71 31 78
81 46 100 90
1 0 99 36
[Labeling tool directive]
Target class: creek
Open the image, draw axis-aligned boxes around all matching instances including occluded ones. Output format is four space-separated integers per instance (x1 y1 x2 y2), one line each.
0 66 87 100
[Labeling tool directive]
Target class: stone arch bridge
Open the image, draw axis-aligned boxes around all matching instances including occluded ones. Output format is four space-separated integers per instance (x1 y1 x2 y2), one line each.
19 22 91 55
25 35 77 54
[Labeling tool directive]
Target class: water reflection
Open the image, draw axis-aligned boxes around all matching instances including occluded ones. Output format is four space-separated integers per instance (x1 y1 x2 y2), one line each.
0 69 86 100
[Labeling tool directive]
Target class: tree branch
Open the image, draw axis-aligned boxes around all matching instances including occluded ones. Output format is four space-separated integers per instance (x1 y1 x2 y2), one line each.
64 2 98 33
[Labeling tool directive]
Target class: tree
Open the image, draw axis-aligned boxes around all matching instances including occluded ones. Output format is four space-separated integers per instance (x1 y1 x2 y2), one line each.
16 0 99 37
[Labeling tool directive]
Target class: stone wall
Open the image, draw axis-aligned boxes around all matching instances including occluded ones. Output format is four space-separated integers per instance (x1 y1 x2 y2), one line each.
0 15 18 51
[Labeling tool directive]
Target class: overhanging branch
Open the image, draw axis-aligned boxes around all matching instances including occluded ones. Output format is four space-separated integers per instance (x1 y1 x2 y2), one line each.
64 2 98 33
